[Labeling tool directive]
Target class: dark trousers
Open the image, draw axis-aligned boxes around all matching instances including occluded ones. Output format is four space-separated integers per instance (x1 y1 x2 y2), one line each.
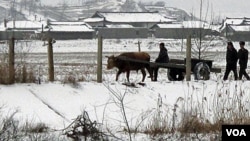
239 67 250 80
223 65 238 80
152 67 159 81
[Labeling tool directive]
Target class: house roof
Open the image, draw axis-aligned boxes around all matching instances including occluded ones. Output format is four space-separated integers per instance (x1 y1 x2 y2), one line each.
0 20 45 29
223 18 244 25
152 21 210 29
220 17 250 31
92 11 175 23
106 24 134 28
154 23 183 28
230 25 250 32
49 21 87 25
83 17 104 23
45 21 94 32
182 21 210 29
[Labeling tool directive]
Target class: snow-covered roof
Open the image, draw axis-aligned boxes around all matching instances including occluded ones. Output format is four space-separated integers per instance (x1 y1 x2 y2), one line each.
0 27 5 31
106 24 134 28
220 17 250 31
83 17 104 23
92 11 175 23
230 25 250 32
153 21 211 29
182 21 210 29
224 19 244 25
1 21 45 29
155 23 183 28
45 21 94 32
49 21 87 25
47 25 94 32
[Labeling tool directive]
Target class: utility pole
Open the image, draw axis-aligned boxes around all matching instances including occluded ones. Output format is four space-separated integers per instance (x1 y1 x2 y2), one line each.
48 38 54 82
9 37 15 84
97 35 103 83
186 36 191 81
199 0 203 60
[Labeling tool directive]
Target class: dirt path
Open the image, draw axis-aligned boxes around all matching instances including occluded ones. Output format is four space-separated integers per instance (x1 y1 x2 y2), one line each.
28 89 71 122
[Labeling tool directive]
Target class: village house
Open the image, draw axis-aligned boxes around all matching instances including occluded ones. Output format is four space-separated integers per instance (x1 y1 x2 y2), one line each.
41 21 95 40
0 20 95 40
82 11 175 38
0 20 45 40
150 21 215 39
220 17 250 41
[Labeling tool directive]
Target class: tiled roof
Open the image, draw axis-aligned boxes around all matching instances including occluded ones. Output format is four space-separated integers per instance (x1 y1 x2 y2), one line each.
93 11 175 23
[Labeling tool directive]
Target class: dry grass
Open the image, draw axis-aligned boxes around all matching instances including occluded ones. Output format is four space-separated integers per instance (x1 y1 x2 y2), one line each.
131 81 250 140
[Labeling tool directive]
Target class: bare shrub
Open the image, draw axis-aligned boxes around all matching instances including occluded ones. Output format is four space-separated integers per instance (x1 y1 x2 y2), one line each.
24 133 67 141
143 95 171 136
60 64 95 84
178 114 213 133
207 81 250 131
176 81 250 136
63 111 105 141
0 110 20 140
62 74 80 88
20 122 67 141
22 122 49 133
0 64 9 84
15 64 37 83
103 83 133 141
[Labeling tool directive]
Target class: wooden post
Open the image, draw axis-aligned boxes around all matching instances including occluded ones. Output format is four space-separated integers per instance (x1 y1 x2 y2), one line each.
9 37 15 84
137 41 141 52
48 38 54 82
186 35 191 81
97 35 103 83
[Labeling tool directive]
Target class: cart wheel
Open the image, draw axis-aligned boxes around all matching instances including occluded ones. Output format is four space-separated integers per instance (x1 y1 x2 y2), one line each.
167 68 184 81
194 62 210 80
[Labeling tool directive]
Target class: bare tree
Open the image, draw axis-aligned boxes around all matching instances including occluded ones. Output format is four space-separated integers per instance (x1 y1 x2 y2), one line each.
103 83 133 141
188 0 218 60
60 0 68 20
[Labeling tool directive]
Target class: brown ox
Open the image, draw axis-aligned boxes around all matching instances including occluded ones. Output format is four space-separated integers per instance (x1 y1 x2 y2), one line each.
106 52 153 82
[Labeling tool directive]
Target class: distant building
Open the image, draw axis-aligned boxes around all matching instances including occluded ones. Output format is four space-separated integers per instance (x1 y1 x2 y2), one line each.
0 20 95 40
82 11 176 38
150 21 214 39
0 20 45 40
41 21 95 40
220 17 250 41
83 11 175 28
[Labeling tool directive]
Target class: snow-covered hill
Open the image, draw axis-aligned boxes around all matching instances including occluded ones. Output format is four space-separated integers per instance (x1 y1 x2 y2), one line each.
0 0 191 22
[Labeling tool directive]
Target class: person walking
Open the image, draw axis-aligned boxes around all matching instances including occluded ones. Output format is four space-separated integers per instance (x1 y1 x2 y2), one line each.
223 42 238 80
238 41 250 80
152 42 169 81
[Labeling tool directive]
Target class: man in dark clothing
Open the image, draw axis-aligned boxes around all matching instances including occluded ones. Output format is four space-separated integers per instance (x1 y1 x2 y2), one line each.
238 41 250 80
152 42 169 81
223 42 238 80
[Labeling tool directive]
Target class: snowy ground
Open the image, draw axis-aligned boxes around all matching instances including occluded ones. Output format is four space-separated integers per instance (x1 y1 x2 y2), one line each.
1 38 250 140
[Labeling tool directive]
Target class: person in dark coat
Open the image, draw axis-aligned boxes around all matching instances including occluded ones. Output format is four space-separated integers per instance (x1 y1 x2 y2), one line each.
238 41 250 80
152 42 169 81
223 42 238 80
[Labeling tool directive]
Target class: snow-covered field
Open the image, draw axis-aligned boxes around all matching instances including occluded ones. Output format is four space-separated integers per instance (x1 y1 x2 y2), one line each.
1 38 250 140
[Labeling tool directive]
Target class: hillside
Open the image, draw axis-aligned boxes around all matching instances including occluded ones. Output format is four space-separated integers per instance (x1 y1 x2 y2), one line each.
0 0 193 22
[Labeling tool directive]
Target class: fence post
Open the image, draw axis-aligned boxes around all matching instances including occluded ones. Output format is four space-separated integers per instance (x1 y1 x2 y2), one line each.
48 38 54 82
137 41 141 52
9 37 15 84
97 35 103 83
186 35 191 81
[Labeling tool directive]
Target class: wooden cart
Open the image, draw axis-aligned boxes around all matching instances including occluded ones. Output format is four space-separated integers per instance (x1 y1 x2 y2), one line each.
150 58 221 81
